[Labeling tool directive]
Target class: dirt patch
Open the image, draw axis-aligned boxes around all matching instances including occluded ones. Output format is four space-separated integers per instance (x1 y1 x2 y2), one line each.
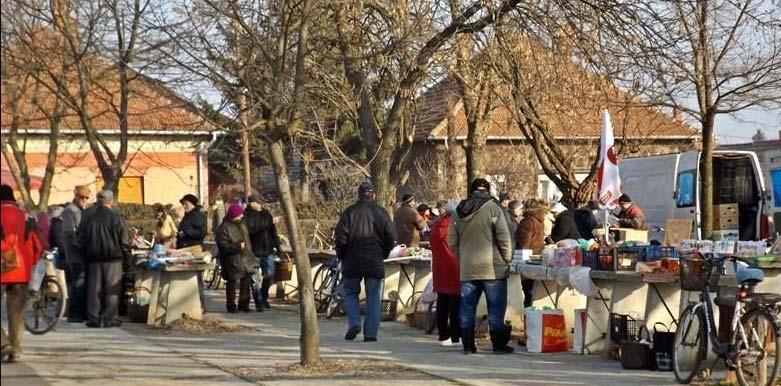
231 359 421 381
146 315 250 335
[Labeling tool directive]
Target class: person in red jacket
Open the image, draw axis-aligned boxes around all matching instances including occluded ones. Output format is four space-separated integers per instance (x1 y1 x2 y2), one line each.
1 184 43 362
429 200 461 347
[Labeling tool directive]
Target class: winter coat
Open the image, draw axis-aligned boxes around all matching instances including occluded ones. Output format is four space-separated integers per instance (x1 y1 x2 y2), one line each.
1 201 43 284
334 199 396 279
244 207 280 257
429 214 460 294
215 218 255 281
516 209 545 254
574 207 598 240
448 192 512 281
551 210 581 242
503 207 518 247
61 201 84 264
618 204 647 230
393 204 425 247
176 208 207 249
78 205 132 263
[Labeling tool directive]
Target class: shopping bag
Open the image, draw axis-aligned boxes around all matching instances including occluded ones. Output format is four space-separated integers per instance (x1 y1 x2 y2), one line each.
572 309 587 354
28 258 47 292
1 233 21 274
525 308 568 353
419 278 437 305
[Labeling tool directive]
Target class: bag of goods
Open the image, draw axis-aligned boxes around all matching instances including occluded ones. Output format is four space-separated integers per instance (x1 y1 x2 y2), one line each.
388 244 408 258
525 308 568 353
572 309 588 354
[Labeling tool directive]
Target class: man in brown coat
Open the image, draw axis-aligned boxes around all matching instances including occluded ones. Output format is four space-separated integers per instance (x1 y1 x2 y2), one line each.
394 194 426 247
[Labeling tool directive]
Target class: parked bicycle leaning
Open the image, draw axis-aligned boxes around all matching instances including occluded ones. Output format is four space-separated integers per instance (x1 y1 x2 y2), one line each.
334 181 396 342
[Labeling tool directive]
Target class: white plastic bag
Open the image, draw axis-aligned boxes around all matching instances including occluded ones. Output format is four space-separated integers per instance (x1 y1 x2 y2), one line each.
569 266 597 297
28 258 47 292
525 308 568 353
388 244 408 258
419 278 437 305
572 309 588 354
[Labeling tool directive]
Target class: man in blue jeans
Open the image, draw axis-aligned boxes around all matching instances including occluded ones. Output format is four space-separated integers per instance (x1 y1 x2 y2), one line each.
448 178 514 354
334 181 396 342
244 195 280 311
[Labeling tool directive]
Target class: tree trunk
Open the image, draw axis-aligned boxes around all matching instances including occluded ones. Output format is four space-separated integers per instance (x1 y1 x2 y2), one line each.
464 141 485 192
371 144 397 211
268 139 320 366
700 116 715 240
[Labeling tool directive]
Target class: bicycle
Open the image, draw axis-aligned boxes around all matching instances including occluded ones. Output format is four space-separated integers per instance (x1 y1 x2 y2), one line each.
307 223 334 251
24 249 65 335
673 252 780 386
312 257 344 317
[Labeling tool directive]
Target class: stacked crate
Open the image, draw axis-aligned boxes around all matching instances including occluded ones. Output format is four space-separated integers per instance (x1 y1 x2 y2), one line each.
712 203 739 240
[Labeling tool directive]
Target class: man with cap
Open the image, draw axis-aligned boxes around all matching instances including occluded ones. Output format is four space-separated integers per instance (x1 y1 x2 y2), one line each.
61 185 91 322
448 178 513 354
78 190 131 328
334 181 396 342
394 194 425 247
550 204 581 242
176 193 207 312
244 195 280 311
617 194 646 230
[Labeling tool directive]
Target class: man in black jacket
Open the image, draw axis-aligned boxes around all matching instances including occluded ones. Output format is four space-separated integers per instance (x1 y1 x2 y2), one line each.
78 190 131 328
550 205 582 242
574 201 599 240
334 181 395 342
176 193 207 312
244 195 280 311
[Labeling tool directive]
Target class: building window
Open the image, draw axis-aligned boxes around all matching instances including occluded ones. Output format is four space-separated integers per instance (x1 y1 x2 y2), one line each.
97 176 145 204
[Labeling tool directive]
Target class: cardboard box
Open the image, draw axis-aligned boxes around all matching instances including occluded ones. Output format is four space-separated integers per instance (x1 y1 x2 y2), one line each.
713 204 739 230
613 228 648 243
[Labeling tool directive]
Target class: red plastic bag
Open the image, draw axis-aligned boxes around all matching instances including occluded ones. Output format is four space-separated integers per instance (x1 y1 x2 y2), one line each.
525 308 568 353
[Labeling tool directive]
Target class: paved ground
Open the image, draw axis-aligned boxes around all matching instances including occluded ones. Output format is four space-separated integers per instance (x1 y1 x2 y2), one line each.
2 289 696 386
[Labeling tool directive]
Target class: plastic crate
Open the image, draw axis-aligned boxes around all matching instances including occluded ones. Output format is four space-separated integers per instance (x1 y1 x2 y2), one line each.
640 246 678 262
610 313 644 343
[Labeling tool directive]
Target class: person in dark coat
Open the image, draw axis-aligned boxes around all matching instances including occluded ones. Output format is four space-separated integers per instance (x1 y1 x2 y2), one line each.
550 207 581 242
61 185 91 322
429 201 460 346
78 190 131 328
516 199 546 310
176 194 207 312
244 195 280 311
574 201 600 240
334 181 396 342
216 204 255 313
394 194 425 247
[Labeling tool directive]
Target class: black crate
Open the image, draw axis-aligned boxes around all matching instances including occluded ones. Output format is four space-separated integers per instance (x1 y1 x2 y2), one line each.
610 313 643 343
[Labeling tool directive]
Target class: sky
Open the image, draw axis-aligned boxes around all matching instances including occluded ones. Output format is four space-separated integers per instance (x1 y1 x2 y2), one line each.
715 107 781 144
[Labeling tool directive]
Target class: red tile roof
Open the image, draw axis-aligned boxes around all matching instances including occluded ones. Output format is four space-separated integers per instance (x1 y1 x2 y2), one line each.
1 53 215 134
415 41 697 142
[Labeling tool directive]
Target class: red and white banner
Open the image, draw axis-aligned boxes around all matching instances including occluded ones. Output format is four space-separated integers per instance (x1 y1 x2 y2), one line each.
596 109 621 209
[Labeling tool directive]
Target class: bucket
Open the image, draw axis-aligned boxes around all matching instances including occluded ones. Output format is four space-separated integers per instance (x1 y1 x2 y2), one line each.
273 256 294 282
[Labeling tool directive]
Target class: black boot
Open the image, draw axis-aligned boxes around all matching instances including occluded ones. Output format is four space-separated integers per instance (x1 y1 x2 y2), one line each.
490 328 514 354
462 329 477 354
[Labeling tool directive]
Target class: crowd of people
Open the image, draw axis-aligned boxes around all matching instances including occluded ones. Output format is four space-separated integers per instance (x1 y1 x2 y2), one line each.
1 177 647 361
334 178 646 354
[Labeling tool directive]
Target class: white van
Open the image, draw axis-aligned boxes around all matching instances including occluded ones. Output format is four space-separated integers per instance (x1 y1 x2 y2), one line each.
619 150 773 241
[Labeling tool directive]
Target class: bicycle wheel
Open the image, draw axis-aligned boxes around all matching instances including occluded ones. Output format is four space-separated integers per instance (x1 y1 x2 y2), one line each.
325 276 343 319
424 301 437 335
673 305 706 384
735 308 780 386
315 267 335 313
24 277 64 335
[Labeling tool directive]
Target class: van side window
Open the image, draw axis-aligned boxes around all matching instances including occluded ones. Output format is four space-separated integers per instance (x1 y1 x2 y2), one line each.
677 170 695 207
772 168 781 207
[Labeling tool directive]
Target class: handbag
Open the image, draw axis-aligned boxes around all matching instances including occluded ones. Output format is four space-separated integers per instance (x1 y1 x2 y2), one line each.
1 233 21 274
653 322 676 371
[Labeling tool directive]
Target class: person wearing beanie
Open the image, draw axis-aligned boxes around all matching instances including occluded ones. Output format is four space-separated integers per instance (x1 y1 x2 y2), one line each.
394 193 426 247
429 200 461 347
78 189 131 328
244 195 281 311
449 178 513 354
1 184 43 361
216 204 255 313
176 193 207 312
61 185 91 322
334 181 395 342
617 194 646 230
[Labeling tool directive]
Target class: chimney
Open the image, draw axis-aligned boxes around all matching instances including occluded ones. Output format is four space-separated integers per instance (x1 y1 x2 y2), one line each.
672 107 683 122
752 129 767 142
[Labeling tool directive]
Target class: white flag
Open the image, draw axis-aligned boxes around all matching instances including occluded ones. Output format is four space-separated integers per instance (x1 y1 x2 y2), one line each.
596 109 622 209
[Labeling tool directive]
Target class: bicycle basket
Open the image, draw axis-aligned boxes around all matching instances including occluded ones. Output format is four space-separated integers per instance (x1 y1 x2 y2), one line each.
610 313 644 343
680 256 706 291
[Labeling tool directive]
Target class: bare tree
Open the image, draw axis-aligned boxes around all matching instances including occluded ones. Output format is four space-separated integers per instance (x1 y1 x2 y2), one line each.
623 0 781 238
332 0 523 208
155 0 324 365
